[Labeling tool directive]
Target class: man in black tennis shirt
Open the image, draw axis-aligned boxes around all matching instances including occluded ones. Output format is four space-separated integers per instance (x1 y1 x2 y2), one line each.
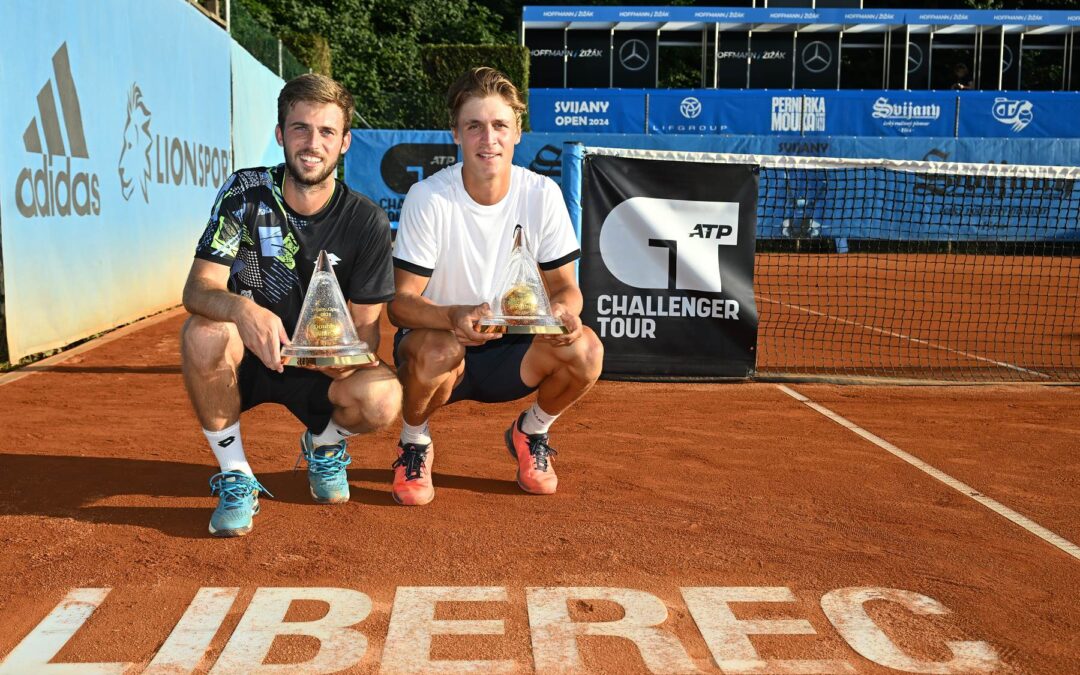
182 74 400 537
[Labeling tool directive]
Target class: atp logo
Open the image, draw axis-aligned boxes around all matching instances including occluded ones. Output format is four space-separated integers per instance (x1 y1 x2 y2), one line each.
119 84 152 202
991 97 1034 132
599 198 738 293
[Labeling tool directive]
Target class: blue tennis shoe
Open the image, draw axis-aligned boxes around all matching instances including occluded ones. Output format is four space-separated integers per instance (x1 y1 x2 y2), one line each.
208 471 272 538
299 431 352 504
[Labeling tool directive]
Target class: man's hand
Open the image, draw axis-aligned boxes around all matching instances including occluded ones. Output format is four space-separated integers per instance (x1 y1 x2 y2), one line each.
235 304 290 372
449 303 503 347
540 302 583 348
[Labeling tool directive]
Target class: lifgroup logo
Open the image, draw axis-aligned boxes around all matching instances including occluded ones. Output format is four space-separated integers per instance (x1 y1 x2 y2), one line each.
679 97 702 119
991 97 1034 132
15 43 101 218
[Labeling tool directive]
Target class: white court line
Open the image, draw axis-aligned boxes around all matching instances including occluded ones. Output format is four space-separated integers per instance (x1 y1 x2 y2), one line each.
757 295 1051 380
776 384 1080 562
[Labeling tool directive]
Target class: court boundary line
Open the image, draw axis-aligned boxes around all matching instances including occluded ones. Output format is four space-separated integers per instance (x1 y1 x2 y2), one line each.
776 384 1080 562
0 307 186 388
758 295 1051 380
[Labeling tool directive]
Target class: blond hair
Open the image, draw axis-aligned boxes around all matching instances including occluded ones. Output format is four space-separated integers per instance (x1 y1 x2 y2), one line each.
446 67 526 130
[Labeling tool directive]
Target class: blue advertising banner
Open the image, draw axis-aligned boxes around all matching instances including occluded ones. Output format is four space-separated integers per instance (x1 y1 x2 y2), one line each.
0 0 232 360
957 92 1079 138
824 90 957 137
231 42 285 169
528 89 646 133
532 89 1080 138
344 130 457 226
344 130 1080 230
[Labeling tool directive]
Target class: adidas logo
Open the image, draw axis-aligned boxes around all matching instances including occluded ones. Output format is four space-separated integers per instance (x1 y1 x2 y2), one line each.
15 43 100 218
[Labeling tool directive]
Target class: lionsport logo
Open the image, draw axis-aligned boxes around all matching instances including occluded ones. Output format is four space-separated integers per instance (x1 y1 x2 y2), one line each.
15 43 101 218
119 85 152 202
991 97 1034 132
117 82 231 203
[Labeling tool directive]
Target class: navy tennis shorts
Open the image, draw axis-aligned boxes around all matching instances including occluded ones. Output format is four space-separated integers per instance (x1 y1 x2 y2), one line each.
393 329 537 404
237 349 334 432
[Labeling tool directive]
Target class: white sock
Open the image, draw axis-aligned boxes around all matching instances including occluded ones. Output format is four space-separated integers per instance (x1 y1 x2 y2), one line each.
204 421 253 476
520 403 559 435
311 419 356 447
400 419 431 446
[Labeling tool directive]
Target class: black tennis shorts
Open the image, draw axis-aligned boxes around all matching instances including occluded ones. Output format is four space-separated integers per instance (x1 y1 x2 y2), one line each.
237 349 334 432
393 329 537 404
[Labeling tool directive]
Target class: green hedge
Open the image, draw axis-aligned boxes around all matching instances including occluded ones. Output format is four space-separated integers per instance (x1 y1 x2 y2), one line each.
419 44 530 130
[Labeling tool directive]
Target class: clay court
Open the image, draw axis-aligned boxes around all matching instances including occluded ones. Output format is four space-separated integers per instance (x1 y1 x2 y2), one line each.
1 305 1077 674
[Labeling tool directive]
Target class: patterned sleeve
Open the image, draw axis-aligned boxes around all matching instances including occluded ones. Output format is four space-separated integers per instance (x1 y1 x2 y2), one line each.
194 172 247 266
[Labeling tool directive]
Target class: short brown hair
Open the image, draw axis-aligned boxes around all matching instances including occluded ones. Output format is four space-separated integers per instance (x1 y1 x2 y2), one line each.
446 67 526 130
277 73 355 133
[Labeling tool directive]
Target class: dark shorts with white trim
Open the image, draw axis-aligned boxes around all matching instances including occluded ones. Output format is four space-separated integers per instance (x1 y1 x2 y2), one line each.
393 329 537 404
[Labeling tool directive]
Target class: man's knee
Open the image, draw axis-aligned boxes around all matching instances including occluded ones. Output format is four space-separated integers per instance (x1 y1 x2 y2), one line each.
360 374 402 429
401 331 465 380
181 316 240 370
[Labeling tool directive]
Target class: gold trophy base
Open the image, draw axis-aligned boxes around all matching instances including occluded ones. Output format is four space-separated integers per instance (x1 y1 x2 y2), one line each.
282 352 379 367
475 317 569 335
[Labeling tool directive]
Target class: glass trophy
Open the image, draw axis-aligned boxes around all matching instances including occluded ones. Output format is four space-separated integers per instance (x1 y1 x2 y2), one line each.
281 250 378 367
476 225 569 335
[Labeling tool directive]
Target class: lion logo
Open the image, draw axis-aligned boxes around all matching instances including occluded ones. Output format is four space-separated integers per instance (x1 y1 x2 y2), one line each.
119 84 152 202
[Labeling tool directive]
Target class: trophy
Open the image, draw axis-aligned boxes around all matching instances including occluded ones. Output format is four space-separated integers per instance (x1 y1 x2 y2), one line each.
476 225 569 335
281 250 378 367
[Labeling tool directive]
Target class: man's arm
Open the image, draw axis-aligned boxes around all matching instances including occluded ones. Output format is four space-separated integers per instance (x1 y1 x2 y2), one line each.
540 262 585 347
349 301 383 354
387 268 499 346
182 259 290 372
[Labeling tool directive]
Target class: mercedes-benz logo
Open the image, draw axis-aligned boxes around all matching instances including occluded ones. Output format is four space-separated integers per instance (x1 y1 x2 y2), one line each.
619 39 650 72
907 43 924 73
1001 44 1014 72
801 41 832 74
679 96 702 119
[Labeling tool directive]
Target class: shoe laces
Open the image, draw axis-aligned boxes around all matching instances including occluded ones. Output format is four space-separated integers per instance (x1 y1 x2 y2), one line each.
526 434 557 472
209 471 273 505
392 443 428 481
298 441 352 479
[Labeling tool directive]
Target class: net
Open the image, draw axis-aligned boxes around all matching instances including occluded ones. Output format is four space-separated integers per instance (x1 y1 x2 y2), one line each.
583 148 1080 383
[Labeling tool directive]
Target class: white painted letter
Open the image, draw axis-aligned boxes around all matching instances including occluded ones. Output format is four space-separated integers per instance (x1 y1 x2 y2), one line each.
681 587 853 674
381 586 514 674
145 587 239 673
0 588 132 674
526 586 699 674
821 588 1000 673
211 587 371 674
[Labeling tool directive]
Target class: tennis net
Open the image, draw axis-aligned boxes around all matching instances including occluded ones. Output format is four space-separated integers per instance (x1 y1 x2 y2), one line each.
589 149 1080 383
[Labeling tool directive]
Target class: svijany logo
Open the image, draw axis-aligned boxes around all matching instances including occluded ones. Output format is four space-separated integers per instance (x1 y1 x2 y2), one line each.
679 97 702 119
15 43 101 218
991 97 1034 132
117 82 231 203
599 197 738 293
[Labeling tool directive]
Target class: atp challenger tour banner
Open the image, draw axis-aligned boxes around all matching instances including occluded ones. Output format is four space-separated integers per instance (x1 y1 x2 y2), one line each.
580 152 759 379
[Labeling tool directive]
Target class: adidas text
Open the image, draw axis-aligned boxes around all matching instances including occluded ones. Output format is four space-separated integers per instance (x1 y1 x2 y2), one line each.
16 154 101 218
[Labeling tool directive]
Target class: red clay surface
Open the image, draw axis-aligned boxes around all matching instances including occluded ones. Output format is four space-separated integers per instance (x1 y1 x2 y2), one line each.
755 253 1080 381
1 312 1078 673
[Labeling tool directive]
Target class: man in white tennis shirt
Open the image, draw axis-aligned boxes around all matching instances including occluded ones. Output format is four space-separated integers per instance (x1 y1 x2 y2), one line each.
387 67 604 505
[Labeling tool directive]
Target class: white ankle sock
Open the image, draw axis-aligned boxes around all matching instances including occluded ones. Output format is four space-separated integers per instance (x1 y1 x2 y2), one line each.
311 419 355 447
400 419 431 446
204 421 253 476
520 403 559 435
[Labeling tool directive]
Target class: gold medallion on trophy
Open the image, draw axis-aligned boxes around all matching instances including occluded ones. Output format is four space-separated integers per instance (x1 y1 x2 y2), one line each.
476 225 569 335
281 250 378 367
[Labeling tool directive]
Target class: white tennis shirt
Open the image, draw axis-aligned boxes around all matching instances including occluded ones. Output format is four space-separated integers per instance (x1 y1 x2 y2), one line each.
393 163 581 307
